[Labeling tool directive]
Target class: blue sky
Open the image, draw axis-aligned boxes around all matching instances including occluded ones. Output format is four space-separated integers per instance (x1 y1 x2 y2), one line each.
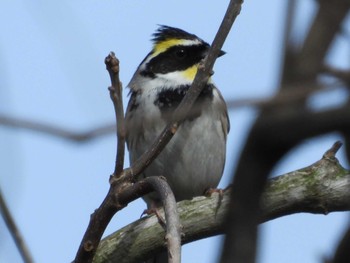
1 1 349 262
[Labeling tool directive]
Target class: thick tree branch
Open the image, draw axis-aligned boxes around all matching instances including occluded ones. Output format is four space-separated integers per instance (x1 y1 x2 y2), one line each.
93 147 350 263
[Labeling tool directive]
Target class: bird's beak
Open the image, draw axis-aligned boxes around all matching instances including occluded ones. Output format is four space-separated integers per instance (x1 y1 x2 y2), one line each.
209 50 225 76
218 50 226 57
204 47 226 58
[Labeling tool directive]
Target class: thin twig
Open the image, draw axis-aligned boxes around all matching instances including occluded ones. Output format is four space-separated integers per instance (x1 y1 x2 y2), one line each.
0 114 115 142
0 188 34 263
105 52 126 176
323 141 343 159
226 80 343 109
73 54 129 263
112 176 182 263
282 0 297 49
139 177 181 263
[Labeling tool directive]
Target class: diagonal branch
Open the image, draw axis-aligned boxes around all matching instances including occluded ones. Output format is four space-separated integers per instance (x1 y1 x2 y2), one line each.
296 0 350 79
0 188 34 263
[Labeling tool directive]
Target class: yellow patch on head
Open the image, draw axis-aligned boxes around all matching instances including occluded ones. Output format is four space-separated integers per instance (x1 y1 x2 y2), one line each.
152 39 186 57
181 65 198 81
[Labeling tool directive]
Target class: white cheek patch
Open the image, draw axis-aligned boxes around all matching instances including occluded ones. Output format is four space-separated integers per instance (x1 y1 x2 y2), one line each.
137 73 214 93
156 71 193 86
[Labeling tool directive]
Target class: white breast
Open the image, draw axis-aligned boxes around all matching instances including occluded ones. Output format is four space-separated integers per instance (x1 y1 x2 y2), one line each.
125 85 228 203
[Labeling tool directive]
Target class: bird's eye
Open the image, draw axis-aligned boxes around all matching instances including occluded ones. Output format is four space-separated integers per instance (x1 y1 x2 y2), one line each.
174 48 187 59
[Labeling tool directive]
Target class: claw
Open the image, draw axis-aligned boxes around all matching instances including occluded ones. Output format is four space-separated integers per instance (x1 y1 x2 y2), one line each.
141 207 166 229
204 187 228 217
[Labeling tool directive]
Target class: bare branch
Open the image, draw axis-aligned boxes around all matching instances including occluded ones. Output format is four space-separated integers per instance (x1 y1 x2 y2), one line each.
96 176 181 263
139 177 181 263
296 0 350 79
105 52 126 176
226 80 343 109
323 141 343 159
0 188 34 263
0 114 115 142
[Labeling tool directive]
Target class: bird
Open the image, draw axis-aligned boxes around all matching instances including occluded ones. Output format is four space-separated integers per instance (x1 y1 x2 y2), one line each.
125 25 230 262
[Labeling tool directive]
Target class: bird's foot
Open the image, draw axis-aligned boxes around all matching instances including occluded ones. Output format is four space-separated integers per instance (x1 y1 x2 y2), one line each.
141 207 166 229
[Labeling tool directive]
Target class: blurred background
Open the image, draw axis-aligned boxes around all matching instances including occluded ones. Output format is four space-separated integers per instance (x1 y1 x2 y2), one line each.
0 1 349 262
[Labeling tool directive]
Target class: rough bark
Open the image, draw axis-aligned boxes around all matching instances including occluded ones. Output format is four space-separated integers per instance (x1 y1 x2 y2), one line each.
93 152 350 263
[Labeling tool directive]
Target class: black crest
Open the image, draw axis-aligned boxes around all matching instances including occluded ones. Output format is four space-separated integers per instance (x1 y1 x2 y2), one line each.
152 25 200 44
